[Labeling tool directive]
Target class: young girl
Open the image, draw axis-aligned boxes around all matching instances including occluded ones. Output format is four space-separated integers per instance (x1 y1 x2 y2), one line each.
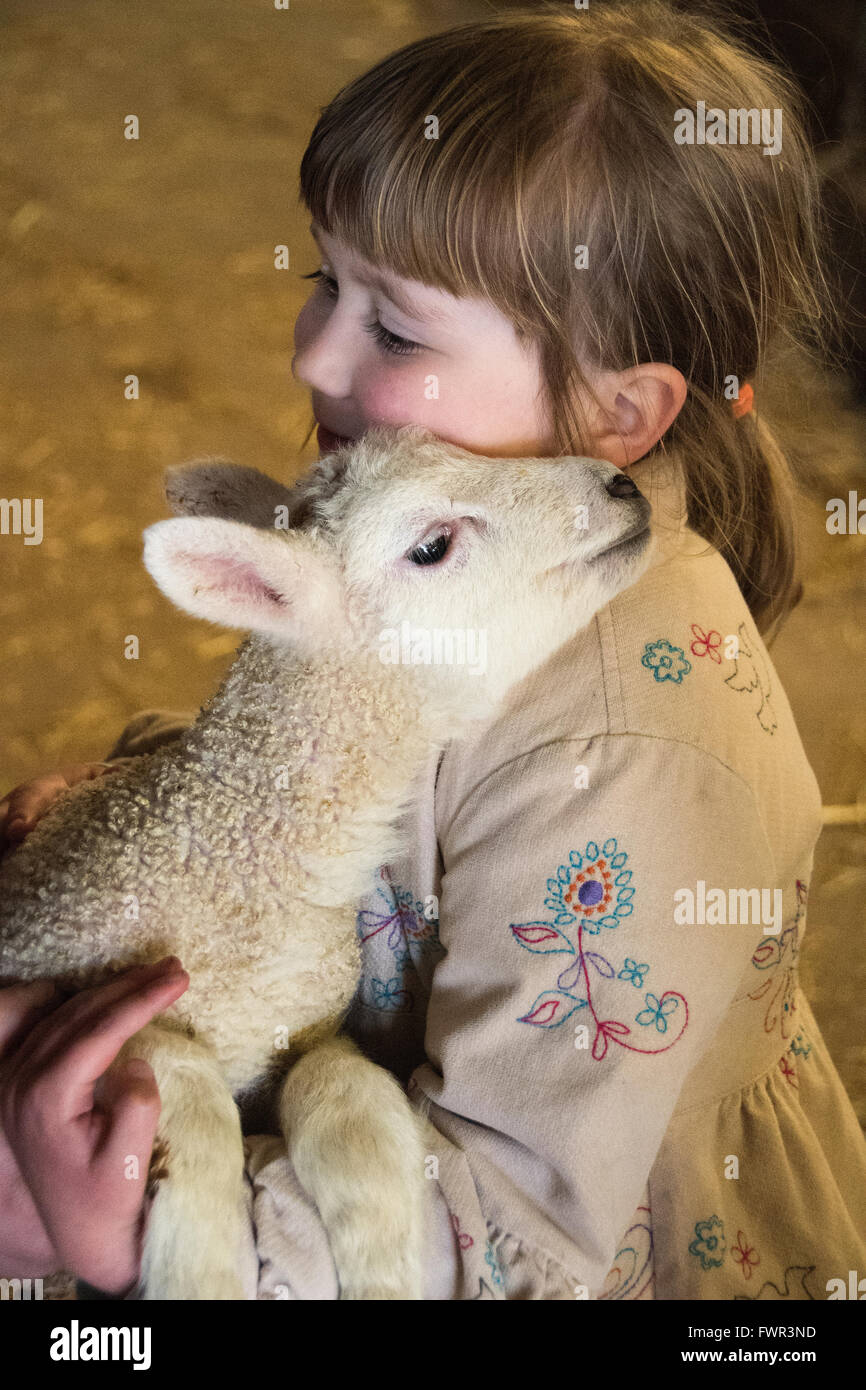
2 2 865 1300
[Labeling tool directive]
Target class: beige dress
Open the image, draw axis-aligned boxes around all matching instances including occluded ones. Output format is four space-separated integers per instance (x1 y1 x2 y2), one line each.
102 458 866 1301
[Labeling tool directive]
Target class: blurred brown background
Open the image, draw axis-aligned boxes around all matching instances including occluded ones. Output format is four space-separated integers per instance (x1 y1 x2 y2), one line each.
0 0 864 1125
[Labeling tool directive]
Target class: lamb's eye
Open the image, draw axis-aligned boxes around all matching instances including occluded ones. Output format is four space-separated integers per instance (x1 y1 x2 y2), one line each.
407 526 452 566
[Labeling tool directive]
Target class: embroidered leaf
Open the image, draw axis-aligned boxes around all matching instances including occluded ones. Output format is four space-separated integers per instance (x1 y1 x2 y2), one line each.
510 922 575 955
614 870 632 886
568 850 584 869
592 1018 631 1060
556 958 585 990
751 941 779 970
586 841 599 860
584 951 616 978
748 976 772 1000
611 853 627 868
518 991 587 1028
602 837 618 856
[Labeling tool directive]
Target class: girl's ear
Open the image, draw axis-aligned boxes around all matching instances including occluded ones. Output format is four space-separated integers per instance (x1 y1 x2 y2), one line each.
142 516 346 646
164 460 302 527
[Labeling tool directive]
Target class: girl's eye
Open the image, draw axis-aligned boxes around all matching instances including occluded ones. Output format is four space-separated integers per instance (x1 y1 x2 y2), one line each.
301 268 423 358
406 526 452 566
302 268 339 298
362 320 421 357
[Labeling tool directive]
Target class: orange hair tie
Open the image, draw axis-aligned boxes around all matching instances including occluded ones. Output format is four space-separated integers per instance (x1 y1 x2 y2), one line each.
731 381 754 419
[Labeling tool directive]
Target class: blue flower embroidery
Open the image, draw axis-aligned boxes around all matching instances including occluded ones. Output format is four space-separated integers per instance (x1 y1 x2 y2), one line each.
642 639 692 684
689 1217 726 1270
619 958 649 988
369 977 411 1011
509 842 690 1057
540 838 634 936
484 1243 504 1288
355 872 444 1014
636 992 680 1033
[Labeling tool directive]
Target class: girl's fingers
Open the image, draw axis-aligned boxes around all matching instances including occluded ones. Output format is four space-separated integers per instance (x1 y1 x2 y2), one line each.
16 958 182 1051
0 980 60 1053
93 1058 162 1182
0 774 66 835
0 765 110 842
6 961 189 1098
44 969 189 1120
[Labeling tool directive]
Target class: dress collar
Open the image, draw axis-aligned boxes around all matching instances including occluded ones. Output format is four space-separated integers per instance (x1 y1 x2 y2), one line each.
628 450 705 567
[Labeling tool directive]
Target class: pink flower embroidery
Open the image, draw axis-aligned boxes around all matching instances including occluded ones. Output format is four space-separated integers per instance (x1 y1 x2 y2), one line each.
689 624 723 663
778 1054 798 1087
451 1213 474 1250
731 1230 760 1280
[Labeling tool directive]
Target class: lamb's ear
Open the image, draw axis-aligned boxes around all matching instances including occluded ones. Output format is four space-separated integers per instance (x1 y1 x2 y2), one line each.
164 460 301 528
142 516 346 645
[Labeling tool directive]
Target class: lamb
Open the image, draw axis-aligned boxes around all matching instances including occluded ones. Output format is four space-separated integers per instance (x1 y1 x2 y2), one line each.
0 424 652 1300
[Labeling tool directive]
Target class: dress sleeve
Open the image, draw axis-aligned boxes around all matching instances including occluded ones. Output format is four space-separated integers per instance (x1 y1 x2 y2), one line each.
407 732 778 1298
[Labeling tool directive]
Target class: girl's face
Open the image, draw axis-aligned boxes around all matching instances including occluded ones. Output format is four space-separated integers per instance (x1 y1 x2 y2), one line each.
292 223 559 460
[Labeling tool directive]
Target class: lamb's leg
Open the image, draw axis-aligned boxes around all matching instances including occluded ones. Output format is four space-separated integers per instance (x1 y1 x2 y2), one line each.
278 1035 427 1300
115 1023 249 1300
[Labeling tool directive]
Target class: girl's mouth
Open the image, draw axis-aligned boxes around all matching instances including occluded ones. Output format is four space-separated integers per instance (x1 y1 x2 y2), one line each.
316 424 356 454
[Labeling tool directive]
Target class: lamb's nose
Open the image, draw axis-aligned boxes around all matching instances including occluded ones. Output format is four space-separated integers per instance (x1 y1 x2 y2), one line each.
605 472 641 499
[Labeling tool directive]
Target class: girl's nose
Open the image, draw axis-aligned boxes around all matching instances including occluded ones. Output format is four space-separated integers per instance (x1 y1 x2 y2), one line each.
292 308 355 398
605 472 642 499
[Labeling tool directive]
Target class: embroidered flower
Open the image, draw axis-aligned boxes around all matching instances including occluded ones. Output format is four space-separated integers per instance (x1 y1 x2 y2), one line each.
618 957 649 988
641 639 692 684
484 1242 504 1288
541 838 634 935
636 992 680 1033
356 871 443 1014
790 1030 812 1059
510 842 689 1057
778 1054 798 1087
689 624 723 663
451 1214 474 1251
731 1231 760 1280
689 1216 726 1270
357 876 441 954
368 976 411 1011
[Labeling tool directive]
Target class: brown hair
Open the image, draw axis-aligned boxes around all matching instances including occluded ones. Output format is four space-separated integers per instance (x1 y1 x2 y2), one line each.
299 0 839 634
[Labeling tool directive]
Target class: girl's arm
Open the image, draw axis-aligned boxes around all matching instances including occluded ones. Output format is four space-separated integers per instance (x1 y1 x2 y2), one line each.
0 711 196 853
101 709 198 762
405 732 776 1298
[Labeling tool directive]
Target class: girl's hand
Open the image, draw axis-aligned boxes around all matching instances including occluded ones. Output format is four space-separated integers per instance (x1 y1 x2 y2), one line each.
0 958 189 1294
0 763 122 855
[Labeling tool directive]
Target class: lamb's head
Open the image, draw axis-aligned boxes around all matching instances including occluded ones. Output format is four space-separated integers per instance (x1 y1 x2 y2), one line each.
143 426 652 715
